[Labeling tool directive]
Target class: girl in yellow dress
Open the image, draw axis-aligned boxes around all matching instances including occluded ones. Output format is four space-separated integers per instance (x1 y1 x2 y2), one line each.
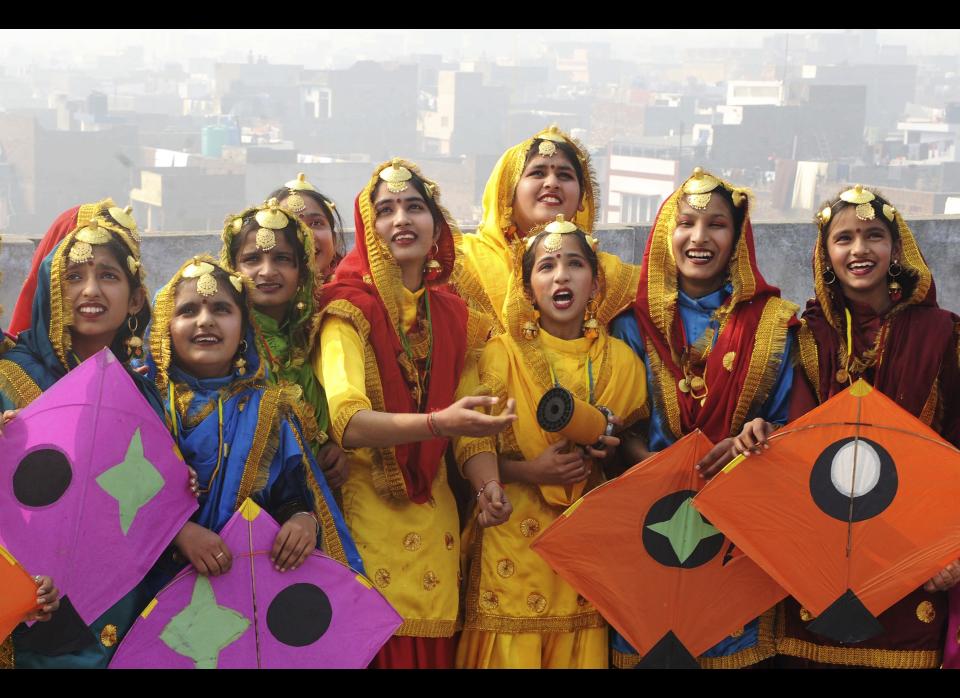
313 159 515 668
455 216 649 669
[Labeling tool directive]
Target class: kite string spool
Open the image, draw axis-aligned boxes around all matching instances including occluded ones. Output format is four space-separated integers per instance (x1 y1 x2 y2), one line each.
536 386 608 445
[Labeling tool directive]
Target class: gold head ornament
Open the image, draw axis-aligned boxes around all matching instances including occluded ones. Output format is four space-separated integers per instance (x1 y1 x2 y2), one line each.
882 203 896 222
537 123 566 157
68 219 114 264
255 198 290 230
228 273 244 294
285 172 317 192
182 258 218 297
839 184 877 221
255 228 277 251
527 214 579 253
681 166 721 210
379 158 412 194
108 205 137 232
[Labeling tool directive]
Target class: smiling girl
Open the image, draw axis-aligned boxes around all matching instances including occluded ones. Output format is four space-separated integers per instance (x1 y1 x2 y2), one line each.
451 125 638 337
769 186 960 669
0 205 167 668
142 257 360 592
610 167 799 668
455 216 648 669
314 159 515 668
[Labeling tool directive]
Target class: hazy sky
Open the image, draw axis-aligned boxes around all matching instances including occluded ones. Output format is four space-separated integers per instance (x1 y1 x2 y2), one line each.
2 29 959 72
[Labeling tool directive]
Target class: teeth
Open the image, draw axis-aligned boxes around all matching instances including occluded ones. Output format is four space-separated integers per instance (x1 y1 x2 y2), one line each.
194 336 219 344
687 251 713 259
78 306 105 316
849 262 873 269
554 292 573 301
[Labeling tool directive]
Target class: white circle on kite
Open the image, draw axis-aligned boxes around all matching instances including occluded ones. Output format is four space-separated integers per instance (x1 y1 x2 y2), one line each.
830 439 881 498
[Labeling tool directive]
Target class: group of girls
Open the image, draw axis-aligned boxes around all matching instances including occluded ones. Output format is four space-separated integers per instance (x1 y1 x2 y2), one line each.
1 124 959 670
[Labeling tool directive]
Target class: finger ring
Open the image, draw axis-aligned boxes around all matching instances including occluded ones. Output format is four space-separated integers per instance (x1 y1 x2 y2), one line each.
215 552 225 560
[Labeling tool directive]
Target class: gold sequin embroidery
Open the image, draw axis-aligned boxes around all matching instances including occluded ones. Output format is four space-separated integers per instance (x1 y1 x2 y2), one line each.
520 518 540 537
527 592 547 614
799 607 814 622
374 568 391 588
100 624 118 648
423 571 439 591
497 559 515 578
479 591 499 611
916 600 935 624
723 351 736 371
444 532 455 550
403 532 422 551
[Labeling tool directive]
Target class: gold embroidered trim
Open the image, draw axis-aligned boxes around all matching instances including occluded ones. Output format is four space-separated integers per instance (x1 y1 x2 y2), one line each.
646 336 684 440
919 377 938 427
394 618 459 638
455 437 497 472
0 359 42 408
597 254 641 324
234 386 281 509
796 320 822 403
611 648 639 669
729 297 797 436
464 308 493 352
0 636 13 669
48 238 71 369
450 262 505 336
776 637 940 669
287 412 347 565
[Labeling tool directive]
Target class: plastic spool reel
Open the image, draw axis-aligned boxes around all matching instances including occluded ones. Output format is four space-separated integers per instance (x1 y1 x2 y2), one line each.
536 386 614 449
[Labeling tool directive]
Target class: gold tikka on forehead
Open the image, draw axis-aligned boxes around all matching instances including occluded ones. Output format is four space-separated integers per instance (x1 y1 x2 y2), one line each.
283 172 318 214
681 166 721 210
181 259 219 297
253 197 290 252
379 158 412 194
525 214 599 254
816 185 897 227
537 123 566 157
68 218 114 264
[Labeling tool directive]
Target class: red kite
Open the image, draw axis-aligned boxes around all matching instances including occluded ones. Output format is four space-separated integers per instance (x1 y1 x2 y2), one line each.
531 430 786 667
1 546 37 641
695 380 960 643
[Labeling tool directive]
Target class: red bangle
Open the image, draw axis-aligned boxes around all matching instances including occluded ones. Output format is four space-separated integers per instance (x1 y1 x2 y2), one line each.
427 411 443 438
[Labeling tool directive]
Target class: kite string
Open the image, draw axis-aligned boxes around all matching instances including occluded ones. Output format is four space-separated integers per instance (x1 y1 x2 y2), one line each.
845 393 864 565
248 518 261 669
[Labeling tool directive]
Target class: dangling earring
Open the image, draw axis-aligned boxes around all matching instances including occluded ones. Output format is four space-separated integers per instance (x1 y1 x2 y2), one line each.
522 307 540 340
295 285 306 312
583 296 600 340
823 268 836 285
234 340 248 376
124 315 143 358
423 242 442 281
887 259 903 302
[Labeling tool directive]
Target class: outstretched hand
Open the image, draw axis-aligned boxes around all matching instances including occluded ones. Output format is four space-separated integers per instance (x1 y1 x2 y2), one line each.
434 396 517 438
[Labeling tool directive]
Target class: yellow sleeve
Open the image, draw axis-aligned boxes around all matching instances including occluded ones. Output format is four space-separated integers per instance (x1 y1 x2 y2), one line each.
453 337 510 472
314 315 372 447
610 338 650 429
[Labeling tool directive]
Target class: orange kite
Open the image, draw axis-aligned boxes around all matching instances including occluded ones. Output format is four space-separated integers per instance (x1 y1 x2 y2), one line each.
531 430 786 667
694 380 960 643
1 545 38 641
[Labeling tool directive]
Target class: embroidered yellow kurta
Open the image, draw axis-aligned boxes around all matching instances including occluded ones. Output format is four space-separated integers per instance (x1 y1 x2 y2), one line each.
315 286 485 638
457 328 648 637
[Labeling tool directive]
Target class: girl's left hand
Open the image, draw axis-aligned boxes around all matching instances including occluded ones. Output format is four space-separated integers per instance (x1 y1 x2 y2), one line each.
24 575 60 622
272 513 318 572
477 481 512 528
186 466 200 498
923 559 960 592
318 442 349 489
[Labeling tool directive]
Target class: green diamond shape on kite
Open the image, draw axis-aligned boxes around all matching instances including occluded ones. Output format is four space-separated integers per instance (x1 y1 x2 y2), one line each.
647 497 719 564
96 427 164 534
161 575 250 669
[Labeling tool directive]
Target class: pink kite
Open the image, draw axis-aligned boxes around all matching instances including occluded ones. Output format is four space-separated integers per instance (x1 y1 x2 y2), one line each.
110 499 402 669
0 349 197 648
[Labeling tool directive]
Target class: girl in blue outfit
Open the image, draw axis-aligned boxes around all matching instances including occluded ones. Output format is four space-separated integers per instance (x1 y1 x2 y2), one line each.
142 256 361 592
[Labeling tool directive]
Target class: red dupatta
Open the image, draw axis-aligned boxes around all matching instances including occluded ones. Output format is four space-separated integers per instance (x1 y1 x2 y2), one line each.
319 160 467 503
633 173 798 443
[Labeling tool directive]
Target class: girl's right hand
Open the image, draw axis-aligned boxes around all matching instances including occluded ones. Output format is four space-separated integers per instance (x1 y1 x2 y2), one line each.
433 396 517 437
477 481 512 528
173 521 232 576
0 408 20 436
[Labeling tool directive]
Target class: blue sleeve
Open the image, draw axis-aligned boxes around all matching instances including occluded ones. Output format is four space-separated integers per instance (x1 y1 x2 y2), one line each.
759 327 796 426
610 310 646 360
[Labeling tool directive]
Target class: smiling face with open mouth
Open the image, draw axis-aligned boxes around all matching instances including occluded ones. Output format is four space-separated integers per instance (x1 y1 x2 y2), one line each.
170 277 244 379
512 152 582 236
234 229 302 321
64 244 145 360
826 206 901 309
527 233 599 340
371 180 439 286
671 195 736 298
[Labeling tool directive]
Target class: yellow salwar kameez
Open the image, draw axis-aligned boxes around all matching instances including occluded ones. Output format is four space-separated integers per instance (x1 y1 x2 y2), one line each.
454 236 649 669
450 126 639 336
313 160 490 659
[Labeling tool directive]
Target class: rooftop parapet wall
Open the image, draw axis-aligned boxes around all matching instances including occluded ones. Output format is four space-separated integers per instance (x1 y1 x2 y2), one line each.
3 218 960 328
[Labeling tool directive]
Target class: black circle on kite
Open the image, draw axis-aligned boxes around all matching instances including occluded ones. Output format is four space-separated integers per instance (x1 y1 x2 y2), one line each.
642 490 724 569
266 583 332 647
537 386 574 432
13 448 72 507
809 436 898 522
